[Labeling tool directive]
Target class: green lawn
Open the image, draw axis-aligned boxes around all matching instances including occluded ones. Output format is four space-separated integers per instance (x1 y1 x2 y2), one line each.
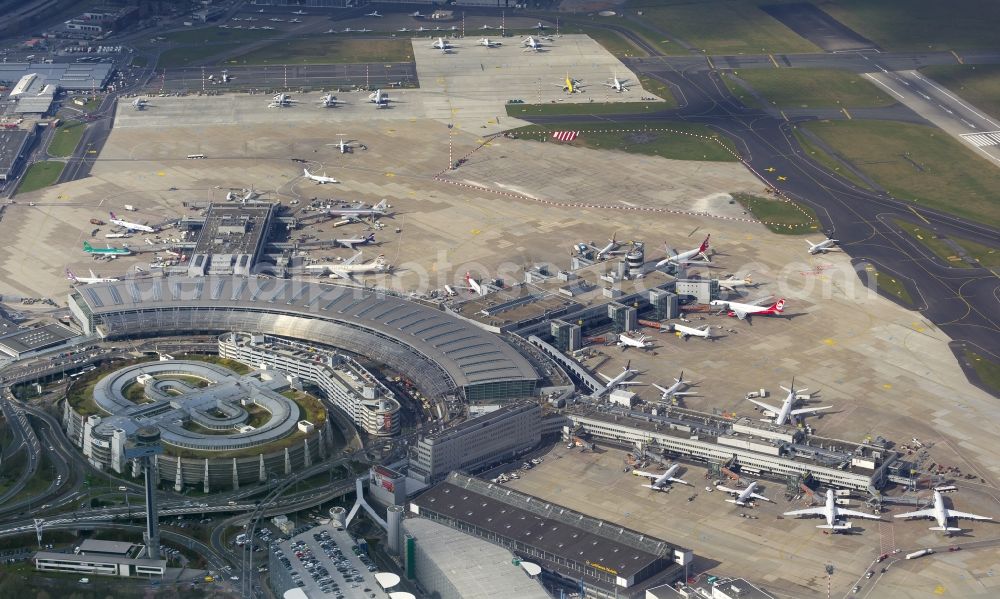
130 54 148 68
920 65 1000 122
801 120 1000 228
506 100 675 117
864 264 916 306
157 43 245 68
232 38 412 65
177 353 251 375
731 193 819 234
791 128 873 190
893 220 972 268
509 121 739 162
948 236 1000 269
823 0 1000 52
963 350 1000 396
625 0 819 55
728 69 895 109
15 162 64 195
47 120 86 157
154 26 272 45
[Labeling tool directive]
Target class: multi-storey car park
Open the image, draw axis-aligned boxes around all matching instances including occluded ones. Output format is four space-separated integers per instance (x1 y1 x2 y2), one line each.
62 359 334 491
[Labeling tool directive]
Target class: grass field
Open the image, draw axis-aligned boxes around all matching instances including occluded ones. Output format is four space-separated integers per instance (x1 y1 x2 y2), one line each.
731 193 819 234
177 353 251 375
233 37 411 65
964 350 1000 396
47 120 85 157
15 162 64 195
154 26 272 46
728 69 895 109
157 43 245 68
801 120 1000 227
865 264 916 306
625 0 819 55
510 121 738 162
895 220 1000 269
506 99 674 117
823 0 1000 52
791 128 873 190
920 65 1000 122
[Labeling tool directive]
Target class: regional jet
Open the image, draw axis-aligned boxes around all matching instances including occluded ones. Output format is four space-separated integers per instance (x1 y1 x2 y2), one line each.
82 241 131 256
602 73 630 93
595 361 642 397
746 378 831 426
655 235 711 267
66 269 119 284
652 372 696 402
633 464 690 490
365 10 383 18
329 135 358 153
268 93 296 108
303 168 338 184
109 212 154 233
131 97 147 110
784 489 882 531
716 481 771 506
709 297 785 321
895 490 992 533
807 238 840 255
522 36 544 52
369 89 389 108
557 73 583 94
323 199 390 219
292 10 307 15
618 332 652 350
478 37 502 48
718 274 756 292
305 253 389 280
317 94 344 108
333 233 375 250
431 37 454 50
665 323 714 340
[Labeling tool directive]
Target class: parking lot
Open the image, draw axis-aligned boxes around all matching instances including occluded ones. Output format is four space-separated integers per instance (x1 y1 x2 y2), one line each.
273 523 383 598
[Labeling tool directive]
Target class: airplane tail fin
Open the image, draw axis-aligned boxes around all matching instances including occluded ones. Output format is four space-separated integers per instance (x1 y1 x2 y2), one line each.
374 255 387 267
303 168 310 177
66 269 76 281
365 233 375 243
624 360 631 371
699 234 711 254
109 211 116 219
770 299 786 312
83 241 93 250
373 199 388 211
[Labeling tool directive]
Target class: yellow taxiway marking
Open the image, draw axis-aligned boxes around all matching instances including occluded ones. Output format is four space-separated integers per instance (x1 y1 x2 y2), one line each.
935 585 945 595
907 204 930 224
87 150 97 154
950 50 964 64
384 172 395 178
768 54 780 68
765 167 776 172
841 107 852 120
823 338 835 346
156 171 165 176
912 322 925 333
470 229 481 235
882 383 892 390
776 175 788 181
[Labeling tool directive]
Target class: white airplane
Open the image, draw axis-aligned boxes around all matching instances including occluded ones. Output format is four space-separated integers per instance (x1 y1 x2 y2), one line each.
807 238 840 255
784 489 882 531
289 18 301 23
718 274 756 292
109 211 154 233
656 235 711 267
415 26 428 32
709 297 785 321
321 199 389 218
333 233 375 250
716 481 771 506
365 11 383 18
602 73 630 93
431 37 454 50
652 372 696 402
594 233 619 260
131 97 147 110
330 135 357 153
478 37 502 48
535 22 548 30
618 332 652 350
461 272 485 296
303 168 338 184
368 89 389 108
398 27 410 33
895 490 992 533
633 464 690 490
746 378 831 426
667 323 714 340
305 253 389 280
268 92 296 108
411 11 426 18
480 24 494 30
325 28 337 34
522 36 544 52
355 27 373 33
66 268 119 285
292 10 307 15
317 93 343 108
595 361 642 397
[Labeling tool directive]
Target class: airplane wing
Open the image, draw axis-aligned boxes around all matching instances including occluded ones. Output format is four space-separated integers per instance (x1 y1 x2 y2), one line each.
790 405 833 416
342 252 362 266
715 485 739 494
750 492 772 502
837 508 883 520
894 508 936 519
783 507 826 517
946 510 992 521
631 470 658 478
598 373 613 383
616 381 644 386
732 309 749 320
668 477 691 486
747 398 782 413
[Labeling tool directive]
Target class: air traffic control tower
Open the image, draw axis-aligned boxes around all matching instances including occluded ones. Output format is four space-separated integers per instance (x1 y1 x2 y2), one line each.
125 426 164 560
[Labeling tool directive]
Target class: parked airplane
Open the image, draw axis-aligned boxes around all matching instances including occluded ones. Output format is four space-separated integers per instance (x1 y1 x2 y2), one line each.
718 274 756 292
895 490 992 532
398 27 410 33
667 323 714 340
289 18 301 24
83 241 131 256
109 212 154 233
292 9 307 15
303 168 338 184
268 93 296 108
594 233 619 260
602 73 630 92
66 269 119 284
522 36 544 52
368 89 389 108
709 297 785 321
131 97 147 110
305 253 389 280
656 235 711 267
333 233 375 250
365 10 383 18
478 37 502 48
458 272 486 296
317 93 343 108
322 199 390 219
431 37 454 50
411 11 426 18
633 464 690 490
784 489 882 531
595 361 642 397
652 372 696 402
746 378 831 426
716 481 771 506
807 238 840 255
558 73 583 94
618 332 652 350
535 22 548 30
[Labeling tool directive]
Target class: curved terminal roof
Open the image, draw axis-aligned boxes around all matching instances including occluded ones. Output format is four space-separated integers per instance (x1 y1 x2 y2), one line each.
72 277 538 391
